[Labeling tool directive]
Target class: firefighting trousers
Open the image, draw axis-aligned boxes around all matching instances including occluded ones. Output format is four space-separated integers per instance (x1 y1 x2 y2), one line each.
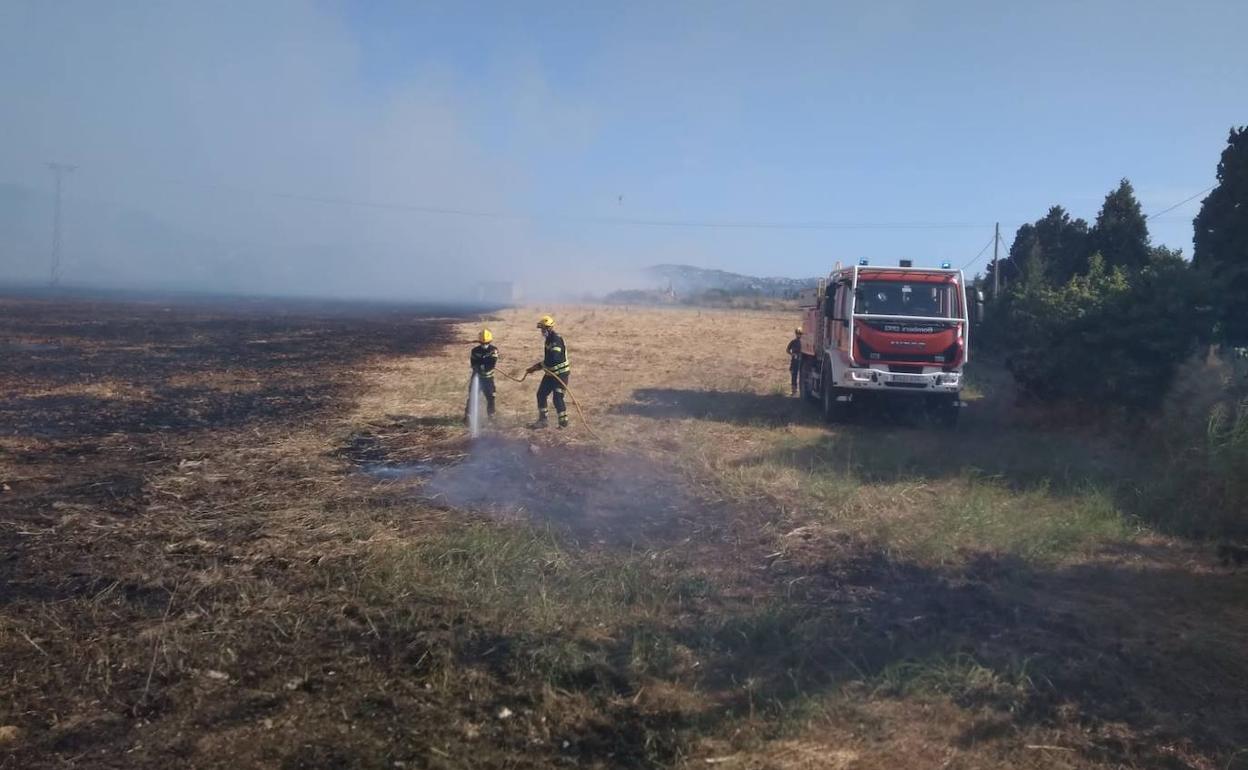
466 375 496 416
536 373 568 416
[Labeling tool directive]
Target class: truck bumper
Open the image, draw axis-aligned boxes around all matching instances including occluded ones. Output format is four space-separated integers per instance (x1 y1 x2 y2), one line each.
838 367 962 395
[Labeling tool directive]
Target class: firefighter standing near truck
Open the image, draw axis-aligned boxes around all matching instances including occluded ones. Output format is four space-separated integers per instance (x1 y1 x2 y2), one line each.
787 328 803 396
466 328 499 420
526 315 571 428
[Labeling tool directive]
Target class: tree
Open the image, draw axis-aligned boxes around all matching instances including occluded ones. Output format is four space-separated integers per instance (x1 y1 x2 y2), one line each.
1149 245 1186 269
998 222 1038 290
993 208 1091 292
1034 206 1091 284
1193 126 1248 344
1091 179 1151 272
1002 254 1205 410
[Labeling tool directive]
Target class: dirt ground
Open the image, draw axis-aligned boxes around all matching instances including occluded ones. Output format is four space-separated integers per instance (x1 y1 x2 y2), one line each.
2 295 1246 769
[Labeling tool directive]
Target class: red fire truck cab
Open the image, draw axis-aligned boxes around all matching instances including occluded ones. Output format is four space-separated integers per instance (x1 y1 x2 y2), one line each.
798 260 982 426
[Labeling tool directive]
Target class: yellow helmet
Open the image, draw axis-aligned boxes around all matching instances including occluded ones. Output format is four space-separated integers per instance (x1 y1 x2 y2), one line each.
794 327 803 335
536 314 556 330
478 328 493 344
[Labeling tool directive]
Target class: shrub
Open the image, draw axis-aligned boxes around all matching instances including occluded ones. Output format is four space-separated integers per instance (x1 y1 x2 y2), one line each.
1000 254 1208 411
1134 349 1248 537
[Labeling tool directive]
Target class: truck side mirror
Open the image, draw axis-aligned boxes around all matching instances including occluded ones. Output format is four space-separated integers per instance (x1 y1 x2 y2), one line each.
974 301 985 324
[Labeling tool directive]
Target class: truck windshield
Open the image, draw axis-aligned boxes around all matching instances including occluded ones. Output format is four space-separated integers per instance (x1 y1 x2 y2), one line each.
855 281 958 318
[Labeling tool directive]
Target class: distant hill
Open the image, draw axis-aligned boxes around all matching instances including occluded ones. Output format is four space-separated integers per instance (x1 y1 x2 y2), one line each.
643 264 818 298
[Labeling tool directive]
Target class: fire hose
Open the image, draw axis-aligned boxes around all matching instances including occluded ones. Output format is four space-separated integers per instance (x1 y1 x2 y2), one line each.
498 366 601 440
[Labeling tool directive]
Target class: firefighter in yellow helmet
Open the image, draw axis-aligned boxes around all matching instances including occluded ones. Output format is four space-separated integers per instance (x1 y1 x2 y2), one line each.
466 328 498 420
525 315 571 428
787 327 803 397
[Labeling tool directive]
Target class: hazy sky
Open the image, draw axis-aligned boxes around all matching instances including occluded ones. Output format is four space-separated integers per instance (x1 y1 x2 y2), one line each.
2 0 1244 298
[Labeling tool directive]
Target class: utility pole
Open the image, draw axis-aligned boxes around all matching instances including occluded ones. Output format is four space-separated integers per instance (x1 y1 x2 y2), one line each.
992 221 1001 298
46 161 77 287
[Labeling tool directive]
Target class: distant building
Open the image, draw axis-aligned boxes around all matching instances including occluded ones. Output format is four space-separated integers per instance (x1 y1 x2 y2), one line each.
475 280 516 305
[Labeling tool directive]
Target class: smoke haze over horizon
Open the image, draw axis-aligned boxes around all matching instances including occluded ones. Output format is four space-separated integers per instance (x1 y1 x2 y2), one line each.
2 1 1244 300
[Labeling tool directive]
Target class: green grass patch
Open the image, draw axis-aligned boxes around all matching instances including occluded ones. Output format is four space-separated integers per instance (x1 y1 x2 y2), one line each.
869 652 1037 712
702 430 1136 563
882 474 1133 563
363 523 707 633
358 523 721 690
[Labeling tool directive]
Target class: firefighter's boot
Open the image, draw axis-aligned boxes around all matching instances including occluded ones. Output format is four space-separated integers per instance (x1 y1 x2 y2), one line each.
529 410 549 429
557 413 569 429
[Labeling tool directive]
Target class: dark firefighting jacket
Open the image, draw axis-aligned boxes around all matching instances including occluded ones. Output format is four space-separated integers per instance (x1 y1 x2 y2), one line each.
541 333 570 377
470 343 499 378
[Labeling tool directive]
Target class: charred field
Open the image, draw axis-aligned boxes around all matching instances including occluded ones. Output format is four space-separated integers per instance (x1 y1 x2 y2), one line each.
2 296 1247 769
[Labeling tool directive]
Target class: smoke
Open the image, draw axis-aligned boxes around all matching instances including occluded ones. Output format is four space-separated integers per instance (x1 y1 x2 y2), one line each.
422 437 693 546
0 1 627 300
6 1 1228 298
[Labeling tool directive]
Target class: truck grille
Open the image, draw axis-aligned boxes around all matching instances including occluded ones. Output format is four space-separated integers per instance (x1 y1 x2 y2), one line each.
858 340 960 365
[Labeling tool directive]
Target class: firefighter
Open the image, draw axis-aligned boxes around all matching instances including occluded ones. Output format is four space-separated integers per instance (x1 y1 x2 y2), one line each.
787 328 803 396
466 328 498 420
525 315 571 428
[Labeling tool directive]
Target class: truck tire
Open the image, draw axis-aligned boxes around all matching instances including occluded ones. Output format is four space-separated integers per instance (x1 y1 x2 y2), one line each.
821 362 849 423
799 358 817 403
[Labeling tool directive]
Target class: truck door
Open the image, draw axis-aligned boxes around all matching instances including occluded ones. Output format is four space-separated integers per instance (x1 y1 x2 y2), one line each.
832 283 849 351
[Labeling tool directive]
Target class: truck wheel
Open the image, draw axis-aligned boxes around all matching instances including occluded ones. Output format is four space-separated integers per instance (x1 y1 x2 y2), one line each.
799 359 817 403
821 366 849 423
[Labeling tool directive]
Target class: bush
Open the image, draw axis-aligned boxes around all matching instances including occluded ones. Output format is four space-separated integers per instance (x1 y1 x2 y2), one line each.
1206 397 1248 514
1139 351 1248 537
998 254 1208 411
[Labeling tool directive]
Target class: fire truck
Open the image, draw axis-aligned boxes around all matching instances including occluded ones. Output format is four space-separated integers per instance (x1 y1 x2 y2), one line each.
798 259 982 426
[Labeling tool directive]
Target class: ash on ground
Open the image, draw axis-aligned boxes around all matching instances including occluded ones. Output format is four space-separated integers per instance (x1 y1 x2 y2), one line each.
421 437 696 547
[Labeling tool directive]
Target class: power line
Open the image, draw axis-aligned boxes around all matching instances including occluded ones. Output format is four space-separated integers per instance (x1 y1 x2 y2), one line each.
1146 185 1215 220
140 174 1002 232
959 231 997 272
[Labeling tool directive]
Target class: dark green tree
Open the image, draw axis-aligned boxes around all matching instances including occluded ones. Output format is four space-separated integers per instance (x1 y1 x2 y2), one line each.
1091 179 1151 272
993 208 1091 292
1193 126 1248 344
988 223 1038 295
994 222 1039 291
1034 206 1091 283
1148 244 1186 269
1003 253 1205 410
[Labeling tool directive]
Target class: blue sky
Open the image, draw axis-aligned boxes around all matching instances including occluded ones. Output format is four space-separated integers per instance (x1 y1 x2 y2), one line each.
339 0 1246 274
2 0 1245 296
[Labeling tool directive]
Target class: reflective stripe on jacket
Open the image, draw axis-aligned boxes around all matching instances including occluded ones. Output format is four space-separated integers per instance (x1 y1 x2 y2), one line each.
543 333 570 376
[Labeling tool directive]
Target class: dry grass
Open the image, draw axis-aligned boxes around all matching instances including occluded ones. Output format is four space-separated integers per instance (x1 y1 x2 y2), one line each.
336 304 1248 769
357 305 1136 564
5 298 1248 770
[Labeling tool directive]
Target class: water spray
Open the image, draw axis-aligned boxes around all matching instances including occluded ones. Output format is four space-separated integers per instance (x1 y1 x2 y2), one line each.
466 372 482 438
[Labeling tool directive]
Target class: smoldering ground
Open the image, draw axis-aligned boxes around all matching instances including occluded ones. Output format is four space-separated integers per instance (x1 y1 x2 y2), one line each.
355 434 702 548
